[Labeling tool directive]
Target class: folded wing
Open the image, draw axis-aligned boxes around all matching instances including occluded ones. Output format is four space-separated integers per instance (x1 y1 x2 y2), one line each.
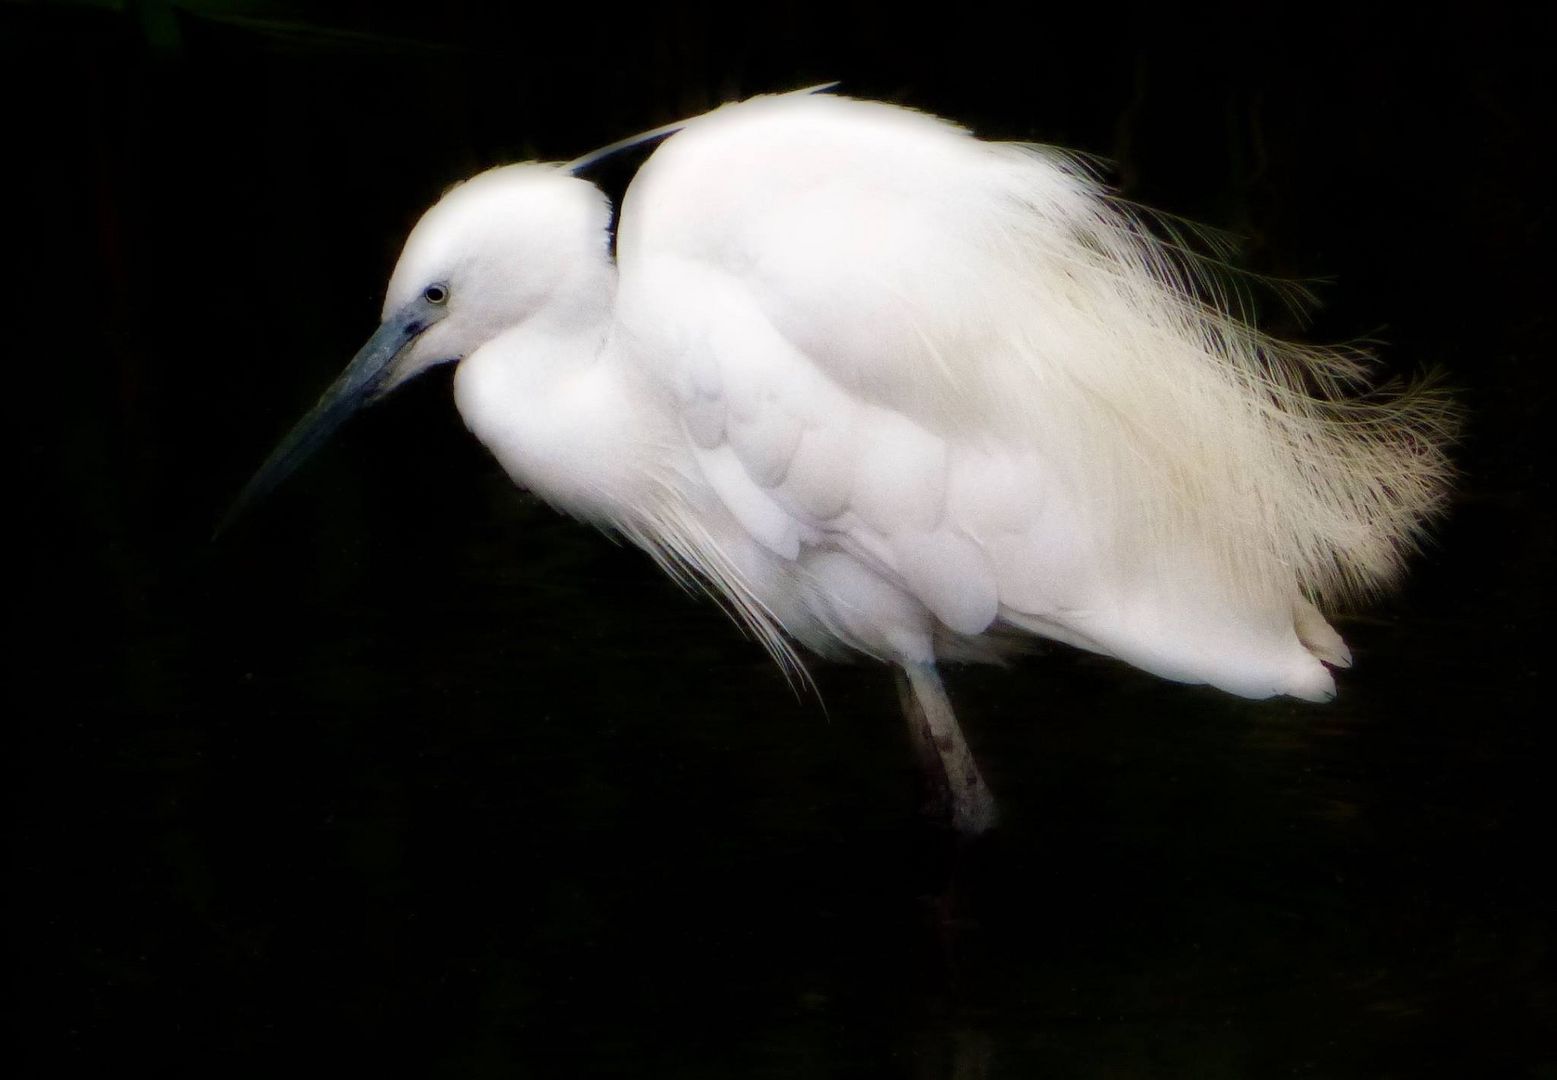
613 93 1453 699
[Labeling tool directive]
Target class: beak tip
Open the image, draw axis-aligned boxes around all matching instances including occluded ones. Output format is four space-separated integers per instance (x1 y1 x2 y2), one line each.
222 300 433 543
212 489 253 543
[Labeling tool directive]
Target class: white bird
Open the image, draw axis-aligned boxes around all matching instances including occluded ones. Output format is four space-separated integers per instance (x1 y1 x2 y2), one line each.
229 89 1454 835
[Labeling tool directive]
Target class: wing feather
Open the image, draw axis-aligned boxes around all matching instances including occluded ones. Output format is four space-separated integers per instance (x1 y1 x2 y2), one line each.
619 93 1454 611
611 92 1454 696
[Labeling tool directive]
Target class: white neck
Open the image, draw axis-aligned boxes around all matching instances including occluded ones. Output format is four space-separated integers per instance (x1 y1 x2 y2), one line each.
452 298 672 527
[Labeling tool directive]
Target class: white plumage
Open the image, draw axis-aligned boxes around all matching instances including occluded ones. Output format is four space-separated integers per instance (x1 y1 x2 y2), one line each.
237 90 1454 833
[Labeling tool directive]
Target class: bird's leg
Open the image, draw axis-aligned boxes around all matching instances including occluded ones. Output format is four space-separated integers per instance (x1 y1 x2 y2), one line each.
894 663 998 836
895 668 950 824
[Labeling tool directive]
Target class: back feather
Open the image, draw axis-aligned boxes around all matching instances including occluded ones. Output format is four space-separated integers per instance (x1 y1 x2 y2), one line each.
972 140 1457 604
618 92 1456 680
654 95 1458 609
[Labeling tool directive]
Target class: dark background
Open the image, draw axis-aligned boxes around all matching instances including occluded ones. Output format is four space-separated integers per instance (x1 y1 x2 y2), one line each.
9 1 1554 1074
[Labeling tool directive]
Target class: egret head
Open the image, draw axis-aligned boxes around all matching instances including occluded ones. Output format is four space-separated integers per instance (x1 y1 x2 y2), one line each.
381 165 615 387
222 165 612 531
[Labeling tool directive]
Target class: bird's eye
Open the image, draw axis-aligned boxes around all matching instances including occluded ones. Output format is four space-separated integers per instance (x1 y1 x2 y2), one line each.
423 283 449 305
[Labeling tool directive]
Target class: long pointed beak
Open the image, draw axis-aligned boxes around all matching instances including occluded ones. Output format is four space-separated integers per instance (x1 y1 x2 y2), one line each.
217 300 441 536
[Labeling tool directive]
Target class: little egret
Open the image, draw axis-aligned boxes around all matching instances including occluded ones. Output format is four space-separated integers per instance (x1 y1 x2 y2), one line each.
230 90 1454 835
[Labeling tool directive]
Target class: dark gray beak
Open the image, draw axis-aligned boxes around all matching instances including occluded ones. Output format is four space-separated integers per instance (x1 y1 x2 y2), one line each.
217 297 445 536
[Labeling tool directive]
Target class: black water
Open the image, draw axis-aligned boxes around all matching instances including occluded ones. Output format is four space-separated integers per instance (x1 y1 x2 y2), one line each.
11 5 1552 1075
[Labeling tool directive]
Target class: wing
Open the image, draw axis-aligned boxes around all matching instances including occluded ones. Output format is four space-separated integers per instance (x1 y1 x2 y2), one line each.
612 94 1453 698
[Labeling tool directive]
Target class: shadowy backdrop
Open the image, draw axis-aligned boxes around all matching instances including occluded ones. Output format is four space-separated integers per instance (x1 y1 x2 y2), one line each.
10 1 1553 1075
